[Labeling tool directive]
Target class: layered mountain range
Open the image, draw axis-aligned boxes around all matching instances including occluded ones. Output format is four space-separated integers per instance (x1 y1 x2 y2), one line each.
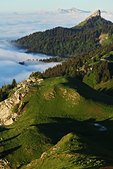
1 11 113 169
16 10 113 57
37 8 113 21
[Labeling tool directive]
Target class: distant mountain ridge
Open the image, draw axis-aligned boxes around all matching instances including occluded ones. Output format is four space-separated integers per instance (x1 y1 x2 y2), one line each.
57 8 113 19
16 10 113 57
57 8 90 14
36 8 113 22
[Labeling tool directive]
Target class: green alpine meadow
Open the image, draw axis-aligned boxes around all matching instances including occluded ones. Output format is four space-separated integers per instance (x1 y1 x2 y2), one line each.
1 9 113 169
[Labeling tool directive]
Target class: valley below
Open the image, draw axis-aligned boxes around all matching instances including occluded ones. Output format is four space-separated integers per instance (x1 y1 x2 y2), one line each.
1 9 113 169
0 39 60 87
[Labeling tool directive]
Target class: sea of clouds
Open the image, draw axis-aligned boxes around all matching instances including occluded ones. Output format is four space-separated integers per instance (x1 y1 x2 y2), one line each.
0 9 113 86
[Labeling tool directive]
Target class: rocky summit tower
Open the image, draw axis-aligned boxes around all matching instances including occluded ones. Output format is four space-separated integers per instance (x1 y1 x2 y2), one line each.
86 10 101 21
94 10 101 17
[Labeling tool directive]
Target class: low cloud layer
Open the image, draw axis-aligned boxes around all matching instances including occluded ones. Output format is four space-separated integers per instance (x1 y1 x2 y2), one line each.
0 9 113 86
0 39 59 86
0 9 113 40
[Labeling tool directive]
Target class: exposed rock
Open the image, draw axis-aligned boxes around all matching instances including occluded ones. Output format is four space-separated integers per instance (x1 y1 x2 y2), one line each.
44 89 56 100
99 33 108 44
94 123 107 132
0 77 43 126
59 87 80 104
40 152 47 160
86 10 101 21
0 159 10 169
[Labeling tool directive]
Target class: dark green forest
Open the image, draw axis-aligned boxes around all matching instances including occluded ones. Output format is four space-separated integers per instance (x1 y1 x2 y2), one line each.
16 16 113 57
0 79 17 101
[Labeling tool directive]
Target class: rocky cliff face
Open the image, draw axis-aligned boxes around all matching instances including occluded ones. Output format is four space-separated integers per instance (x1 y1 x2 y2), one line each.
0 160 10 169
0 77 43 126
86 10 101 21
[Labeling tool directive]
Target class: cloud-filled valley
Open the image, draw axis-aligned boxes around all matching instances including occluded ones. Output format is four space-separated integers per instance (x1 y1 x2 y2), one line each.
0 8 113 86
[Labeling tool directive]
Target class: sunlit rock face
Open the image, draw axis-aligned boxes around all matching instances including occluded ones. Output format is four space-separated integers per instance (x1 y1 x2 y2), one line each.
0 77 43 126
86 10 101 21
0 160 10 169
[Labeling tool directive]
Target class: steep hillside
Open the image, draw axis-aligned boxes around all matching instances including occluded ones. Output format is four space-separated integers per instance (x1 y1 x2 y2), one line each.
2 10 113 169
16 10 113 57
22 133 104 169
1 77 113 168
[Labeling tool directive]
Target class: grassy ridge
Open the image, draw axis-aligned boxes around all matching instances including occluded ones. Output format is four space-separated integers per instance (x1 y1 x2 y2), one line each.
1 77 113 168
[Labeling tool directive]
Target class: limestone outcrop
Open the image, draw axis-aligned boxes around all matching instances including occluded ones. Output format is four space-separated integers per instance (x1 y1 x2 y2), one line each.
0 159 10 169
0 77 43 126
86 10 101 21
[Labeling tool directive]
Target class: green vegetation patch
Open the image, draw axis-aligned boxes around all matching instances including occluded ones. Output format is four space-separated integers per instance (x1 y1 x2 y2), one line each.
83 72 97 88
1 77 113 168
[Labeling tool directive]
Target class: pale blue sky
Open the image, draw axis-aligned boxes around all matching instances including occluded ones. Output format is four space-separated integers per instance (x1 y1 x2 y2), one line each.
0 0 112 12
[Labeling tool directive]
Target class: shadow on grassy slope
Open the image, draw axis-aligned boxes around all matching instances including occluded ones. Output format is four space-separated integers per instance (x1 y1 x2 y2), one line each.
63 77 113 105
0 133 21 146
98 87 113 97
0 126 10 132
31 117 113 165
0 145 21 158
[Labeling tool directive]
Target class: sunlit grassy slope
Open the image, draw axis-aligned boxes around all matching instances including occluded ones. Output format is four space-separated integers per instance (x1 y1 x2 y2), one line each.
1 77 113 168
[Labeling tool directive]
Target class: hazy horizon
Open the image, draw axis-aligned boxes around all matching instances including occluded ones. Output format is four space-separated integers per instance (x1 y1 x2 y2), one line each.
0 0 112 13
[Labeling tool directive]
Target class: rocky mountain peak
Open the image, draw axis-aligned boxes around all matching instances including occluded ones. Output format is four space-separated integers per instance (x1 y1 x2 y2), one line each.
86 10 101 20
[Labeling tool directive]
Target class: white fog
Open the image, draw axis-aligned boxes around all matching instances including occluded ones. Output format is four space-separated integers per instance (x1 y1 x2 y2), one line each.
0 9 113 86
